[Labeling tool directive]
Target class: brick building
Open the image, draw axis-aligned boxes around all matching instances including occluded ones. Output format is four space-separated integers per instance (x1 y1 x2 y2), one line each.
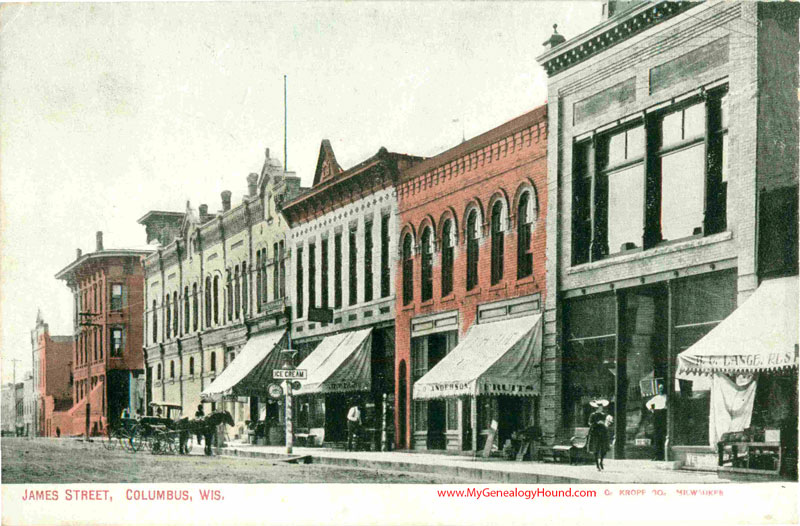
30 312 73 437
395 107 548 451
537 0 798 467
55 233 152 435
281 142 423 446
139 148 302 438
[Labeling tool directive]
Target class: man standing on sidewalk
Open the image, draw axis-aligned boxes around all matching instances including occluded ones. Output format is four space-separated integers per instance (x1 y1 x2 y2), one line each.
346 402 362 451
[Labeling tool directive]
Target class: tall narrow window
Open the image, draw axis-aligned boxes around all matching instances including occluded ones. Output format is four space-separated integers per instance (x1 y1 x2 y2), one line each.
517 193 534 279
226 271 233 322
192 283 198 331
210 351 217 372
273 243 279 301
205 277 212 328
571 142 592 265
402 233 414 306
152 300 158 343
490 201 504 285
380 214 390 298
349 226 358 306
601 124 645 255
261 248 268 305
184 286 190 334
705 93 728 234
466 211 479 291
110 328 123 357
166 296 171 339
234 266 241 319
157 364 162 381
170 360 175 379
441 220 454 297
279 241 286 299
256 250 263 311
242 261 248 316
189 357 195 376
308 243 316 309
321 238 329 309
364 221 373 303
98 327 103 359
296 246 304 319
213 276 220 325
110 284 123 311
334 233 343 309
421 227 433 301
172 291 178 336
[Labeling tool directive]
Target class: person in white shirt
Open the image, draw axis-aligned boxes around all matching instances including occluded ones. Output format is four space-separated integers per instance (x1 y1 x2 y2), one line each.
346 403 362 451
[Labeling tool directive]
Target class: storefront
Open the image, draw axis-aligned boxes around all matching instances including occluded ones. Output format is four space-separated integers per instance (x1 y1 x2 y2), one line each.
413 313 542 453
675 276 798 477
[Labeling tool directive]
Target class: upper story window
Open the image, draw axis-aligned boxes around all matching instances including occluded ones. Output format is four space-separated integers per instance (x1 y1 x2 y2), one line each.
308 243 317 309
572 87 728 265
110 284 123 311
169 360 175 379
517 192 534 279
172 291 178 335
226 270 233 322
380 215 391 298
420 227 433 302
110 327 123 357
364 221 373 303
321 238 329 309
157 363 162 380
242 262 248 316
490 201 505 285
441 220 454 297
402 233 414 306
184 286 190 334
165 297 172 339
348 226 358 306
334 234 343 309
205 277 213 328
192 283 198 332
296 246 304 319
213 276 220 325
234 266 241 319
189 356 195 376
210 351 217 372
466 210 480 291
152 300 158 344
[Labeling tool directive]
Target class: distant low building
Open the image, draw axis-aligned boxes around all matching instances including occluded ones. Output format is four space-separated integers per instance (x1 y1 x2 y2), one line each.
30 311 73 437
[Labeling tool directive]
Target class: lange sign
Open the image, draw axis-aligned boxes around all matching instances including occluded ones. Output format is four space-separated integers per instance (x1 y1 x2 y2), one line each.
273 369 307 380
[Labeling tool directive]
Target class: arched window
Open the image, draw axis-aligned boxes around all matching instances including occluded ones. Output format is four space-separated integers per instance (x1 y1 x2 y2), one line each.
210 352 217 372
165 296 171 339
234 265 241 319
441 220 454 297
172 291 179 336
490 201 505 285
205 277 212 328
262 248 269 306
157 363 162 380
242 262 248 316
152 300 158 343
402 233 414 306
192 283 198 331
213 276 220 325
226 270 233 322
466 210 479 291
189 356 195 376
517 192 534 279
170 360 175 379
421 227 433 302
184 286 190 334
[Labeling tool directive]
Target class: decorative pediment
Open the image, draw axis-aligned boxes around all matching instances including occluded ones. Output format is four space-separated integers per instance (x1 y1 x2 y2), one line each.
313 140 343 187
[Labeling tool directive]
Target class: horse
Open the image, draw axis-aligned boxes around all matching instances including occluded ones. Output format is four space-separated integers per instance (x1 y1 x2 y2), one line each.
175 411 234 456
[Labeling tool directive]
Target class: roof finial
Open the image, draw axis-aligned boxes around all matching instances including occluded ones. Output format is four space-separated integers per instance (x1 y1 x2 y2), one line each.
543 23 567 49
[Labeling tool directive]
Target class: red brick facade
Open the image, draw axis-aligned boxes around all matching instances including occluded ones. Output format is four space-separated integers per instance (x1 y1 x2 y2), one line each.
394 105 548 449
31 315 73 437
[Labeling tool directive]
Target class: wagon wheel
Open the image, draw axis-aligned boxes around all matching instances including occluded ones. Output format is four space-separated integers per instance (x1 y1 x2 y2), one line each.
128 427 144 453
149 431 165 455
102 427 117 451
184 435 193 454
165 432 178 455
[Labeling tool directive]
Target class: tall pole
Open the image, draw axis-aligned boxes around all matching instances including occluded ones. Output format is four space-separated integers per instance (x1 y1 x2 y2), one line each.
284 74 288 173
285 307 293 455
11 358 20 433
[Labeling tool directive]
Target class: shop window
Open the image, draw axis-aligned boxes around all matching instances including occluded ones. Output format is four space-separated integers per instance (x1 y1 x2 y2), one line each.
308 243 316 309
517 192 534 277
334 234 343 309
441 220 454 297
446 399 458 431
420 227 433 302
110 284 123 311
380 215 391 298
321 238 329 309
110 328 124 357
364 221 373 303
402 233 414 305
349 226 358 306
296 246 304 319
490 201 504 285
572 87 728 262
466 210 479 291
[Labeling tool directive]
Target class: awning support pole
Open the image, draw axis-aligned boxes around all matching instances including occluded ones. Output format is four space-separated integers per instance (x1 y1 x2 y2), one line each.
471 396 478 453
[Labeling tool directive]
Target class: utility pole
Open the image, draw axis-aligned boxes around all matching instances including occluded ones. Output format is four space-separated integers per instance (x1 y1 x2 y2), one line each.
284 74 288 173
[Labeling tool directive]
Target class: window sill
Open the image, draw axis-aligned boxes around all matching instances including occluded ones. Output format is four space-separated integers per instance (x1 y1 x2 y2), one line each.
465 287 482 298
420 299 434 308
567 231 733 274
515 275 535 287
440 294 456 304
401 304 416 312
488 282 507 293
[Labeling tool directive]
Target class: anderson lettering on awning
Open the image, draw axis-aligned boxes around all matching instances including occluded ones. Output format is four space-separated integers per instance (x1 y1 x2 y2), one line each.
297 328 373 395
201 329 286 401
676 276 799 377
413 314 543 400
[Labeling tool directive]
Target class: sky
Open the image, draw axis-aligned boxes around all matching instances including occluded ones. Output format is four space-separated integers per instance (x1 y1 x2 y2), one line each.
0 2 602 383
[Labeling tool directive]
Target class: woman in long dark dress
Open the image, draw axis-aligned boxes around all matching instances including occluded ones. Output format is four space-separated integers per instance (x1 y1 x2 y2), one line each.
588 400 609 471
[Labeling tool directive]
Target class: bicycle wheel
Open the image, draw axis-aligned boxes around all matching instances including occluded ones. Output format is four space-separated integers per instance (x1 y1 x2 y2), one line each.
102 428 117 451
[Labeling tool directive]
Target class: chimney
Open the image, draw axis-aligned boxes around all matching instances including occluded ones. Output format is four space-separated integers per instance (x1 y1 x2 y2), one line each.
221 191 232 212
76 248 82 259
247 173 259 197
96 231 104 251
542 24 566 50
199 204 209 220
265 148 270 159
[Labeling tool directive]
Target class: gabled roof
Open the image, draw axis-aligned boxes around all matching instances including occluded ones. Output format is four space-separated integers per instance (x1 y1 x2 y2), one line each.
312 140 343 186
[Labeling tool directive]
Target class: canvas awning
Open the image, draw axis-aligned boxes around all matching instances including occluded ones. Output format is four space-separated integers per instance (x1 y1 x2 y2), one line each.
676 276 799 378
201 329 286 400
296 328 373 395
413 314 543 400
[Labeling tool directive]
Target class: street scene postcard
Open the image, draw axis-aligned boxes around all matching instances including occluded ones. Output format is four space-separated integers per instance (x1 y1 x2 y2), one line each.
1 2 798 525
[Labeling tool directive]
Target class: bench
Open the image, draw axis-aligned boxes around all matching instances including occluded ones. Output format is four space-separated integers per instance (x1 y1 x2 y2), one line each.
543 428 591 464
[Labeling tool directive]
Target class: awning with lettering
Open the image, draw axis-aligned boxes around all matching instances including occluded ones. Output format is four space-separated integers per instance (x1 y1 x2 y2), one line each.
676 276 799 377
413 314 543 400
296 328 373 395
201 329 286 401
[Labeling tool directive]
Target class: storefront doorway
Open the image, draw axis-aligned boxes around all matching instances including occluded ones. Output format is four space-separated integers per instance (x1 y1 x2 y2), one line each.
411 330 457 450
497 396 524 446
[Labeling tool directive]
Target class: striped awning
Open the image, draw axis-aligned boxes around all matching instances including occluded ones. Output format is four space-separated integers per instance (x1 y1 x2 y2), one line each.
296 328 373 395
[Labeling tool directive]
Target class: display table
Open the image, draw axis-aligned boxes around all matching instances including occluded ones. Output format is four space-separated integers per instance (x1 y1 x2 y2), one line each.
717 441 781 475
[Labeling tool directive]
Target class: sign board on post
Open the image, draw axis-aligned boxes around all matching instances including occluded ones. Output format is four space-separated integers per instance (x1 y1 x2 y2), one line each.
273 369 307 380
307 307 334 323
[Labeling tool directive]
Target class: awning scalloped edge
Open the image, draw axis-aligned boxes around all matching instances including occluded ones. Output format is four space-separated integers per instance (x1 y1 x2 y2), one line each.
676 363 799 377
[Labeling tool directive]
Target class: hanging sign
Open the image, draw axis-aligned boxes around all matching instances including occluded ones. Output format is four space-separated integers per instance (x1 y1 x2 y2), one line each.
267 383 284 399
273 369 307 380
